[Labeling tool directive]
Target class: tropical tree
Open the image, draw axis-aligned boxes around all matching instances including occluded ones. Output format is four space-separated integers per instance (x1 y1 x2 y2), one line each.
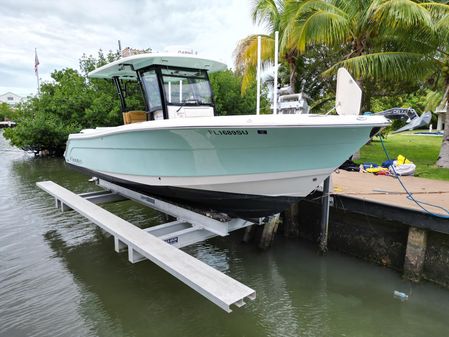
236 0 449 166
283 1 440 108
0 102 15 121
280 0 449 167
235 1 436 105
234 0 302 92
424 2 449 167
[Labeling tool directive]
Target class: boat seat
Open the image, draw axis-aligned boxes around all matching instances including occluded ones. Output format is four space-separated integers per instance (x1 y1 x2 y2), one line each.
123 111 147 124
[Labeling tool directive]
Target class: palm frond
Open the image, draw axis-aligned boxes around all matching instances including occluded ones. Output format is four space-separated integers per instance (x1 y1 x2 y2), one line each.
293 11 350 53
334 0 374 32
252 0 280 31
359 0 385 34
434 13 449 41
294 0 348 18
378 33 438 54
424 89 443 111
241 65 257 95
322 52 437 82
234 34 275 70
233 34 275 93
281 0 351 53
420 2 449 20
373 0 433 30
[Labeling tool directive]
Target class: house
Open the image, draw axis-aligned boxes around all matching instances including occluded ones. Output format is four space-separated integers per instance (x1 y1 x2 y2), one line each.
435 102 447 132
0 92 23 106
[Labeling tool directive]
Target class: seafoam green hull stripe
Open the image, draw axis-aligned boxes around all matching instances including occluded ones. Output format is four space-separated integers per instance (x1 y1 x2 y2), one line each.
65 127 372 177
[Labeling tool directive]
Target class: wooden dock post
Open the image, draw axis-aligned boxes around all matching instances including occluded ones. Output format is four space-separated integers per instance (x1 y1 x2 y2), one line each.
319 176 331 254
242 225 255 243
259 214 280 250
403 227 428 282
283 203 300 238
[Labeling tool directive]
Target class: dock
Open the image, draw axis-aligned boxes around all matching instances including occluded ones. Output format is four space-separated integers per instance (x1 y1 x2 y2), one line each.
329 171 449 283
37 180 256 313
285 170 449 287
327 171 449 235
332 170 449 217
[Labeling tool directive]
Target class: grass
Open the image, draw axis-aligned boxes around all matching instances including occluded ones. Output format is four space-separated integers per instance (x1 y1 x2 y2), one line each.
359 132 449 181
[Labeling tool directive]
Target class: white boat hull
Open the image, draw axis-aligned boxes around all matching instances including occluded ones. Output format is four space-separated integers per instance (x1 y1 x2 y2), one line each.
65 114 389 217
99 167 332 197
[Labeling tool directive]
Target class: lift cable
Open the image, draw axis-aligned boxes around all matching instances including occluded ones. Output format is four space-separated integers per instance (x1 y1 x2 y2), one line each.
379 135 449 219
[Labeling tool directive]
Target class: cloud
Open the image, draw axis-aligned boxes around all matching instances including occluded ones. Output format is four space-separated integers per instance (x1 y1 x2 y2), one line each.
0 0 264 96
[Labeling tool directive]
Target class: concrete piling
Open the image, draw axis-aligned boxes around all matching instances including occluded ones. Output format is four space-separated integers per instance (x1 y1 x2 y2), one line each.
404 227 428 282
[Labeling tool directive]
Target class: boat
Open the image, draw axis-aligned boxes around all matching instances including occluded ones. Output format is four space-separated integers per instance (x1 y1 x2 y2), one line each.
64 53 389 219
0 121 16 128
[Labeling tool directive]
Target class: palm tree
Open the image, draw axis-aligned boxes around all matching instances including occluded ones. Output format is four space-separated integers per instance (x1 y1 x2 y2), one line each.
284 0 442 107
283 0 449 167
426 3 449 167
234 0 301 92
237 0 449 167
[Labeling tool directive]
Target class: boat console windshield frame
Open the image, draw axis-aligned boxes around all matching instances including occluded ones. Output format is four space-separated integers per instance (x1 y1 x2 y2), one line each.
114 64 215 120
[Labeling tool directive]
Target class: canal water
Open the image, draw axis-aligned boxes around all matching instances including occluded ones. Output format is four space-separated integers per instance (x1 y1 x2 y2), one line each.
1 131 449 337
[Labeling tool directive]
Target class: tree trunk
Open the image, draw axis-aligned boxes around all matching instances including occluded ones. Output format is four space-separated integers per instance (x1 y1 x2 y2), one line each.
436 94 449 168
289 68 297 91
288 59 297 91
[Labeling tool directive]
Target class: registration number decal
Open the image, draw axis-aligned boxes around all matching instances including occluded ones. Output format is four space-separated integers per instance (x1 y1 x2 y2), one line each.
165 237 178 244
69 157 82 164
208 129 248 136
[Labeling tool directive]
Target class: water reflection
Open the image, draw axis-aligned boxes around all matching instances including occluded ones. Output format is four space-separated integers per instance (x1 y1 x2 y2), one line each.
42 229 265 337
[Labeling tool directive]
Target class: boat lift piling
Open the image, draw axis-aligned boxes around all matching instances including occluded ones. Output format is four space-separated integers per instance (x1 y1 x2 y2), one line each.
257 214 280 250
319 176 332 254
280 175 333 252
37 179 257 313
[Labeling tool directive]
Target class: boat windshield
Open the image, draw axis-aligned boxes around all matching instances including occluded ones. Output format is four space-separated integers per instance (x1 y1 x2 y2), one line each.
141 70 163 112
161 68 212 105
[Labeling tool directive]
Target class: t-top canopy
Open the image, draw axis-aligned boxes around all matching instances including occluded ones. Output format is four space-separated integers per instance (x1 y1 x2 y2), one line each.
88 53 227 80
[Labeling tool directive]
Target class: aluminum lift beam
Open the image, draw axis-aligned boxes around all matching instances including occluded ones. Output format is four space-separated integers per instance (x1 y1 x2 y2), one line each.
37 180 256 312
97 179 248 237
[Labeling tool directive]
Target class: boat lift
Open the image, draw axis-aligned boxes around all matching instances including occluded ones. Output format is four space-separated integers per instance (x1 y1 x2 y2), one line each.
37 179 257 313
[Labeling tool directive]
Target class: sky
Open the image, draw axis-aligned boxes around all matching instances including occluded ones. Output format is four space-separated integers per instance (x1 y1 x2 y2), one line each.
0 0 264 97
